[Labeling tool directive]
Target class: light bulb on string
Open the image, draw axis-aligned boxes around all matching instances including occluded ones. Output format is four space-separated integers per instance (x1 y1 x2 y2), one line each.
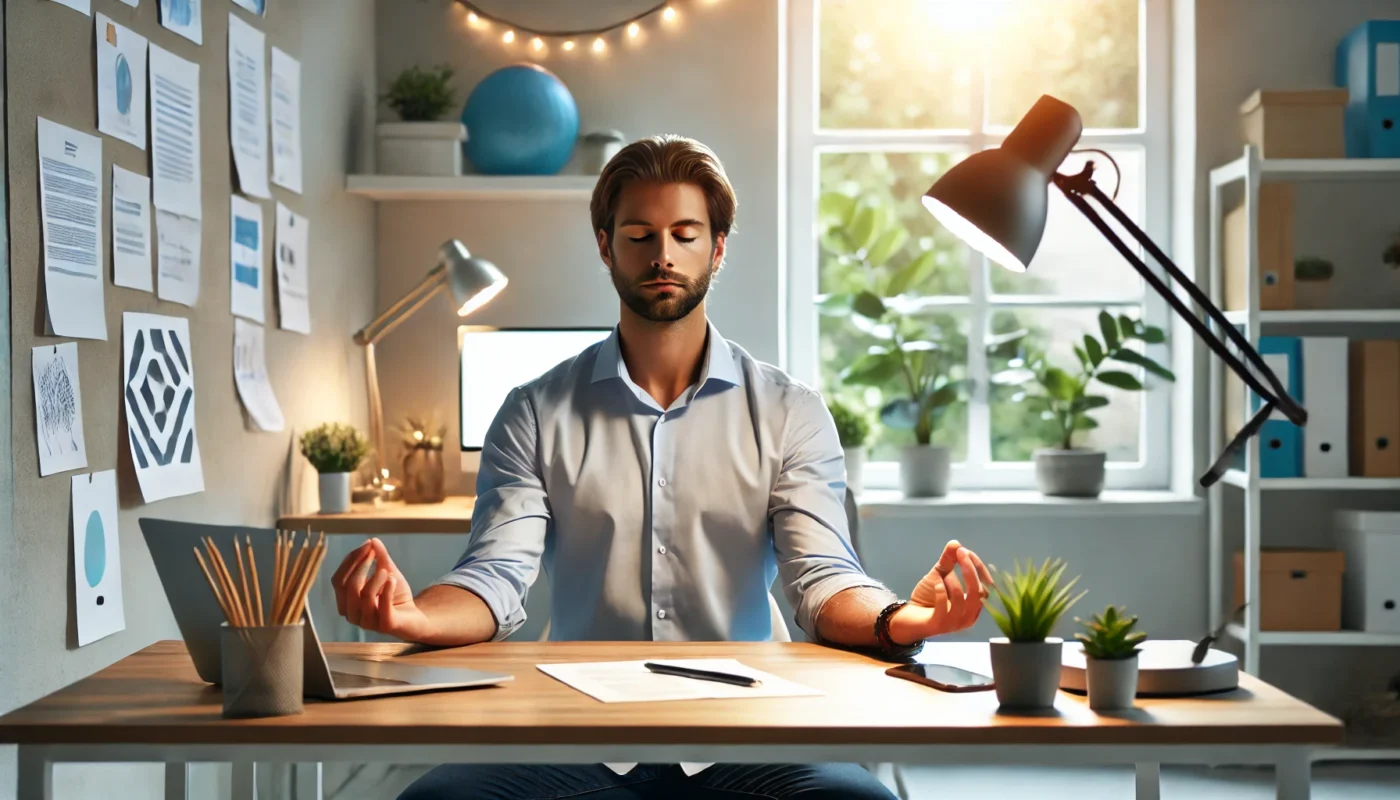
663 5 677 22
502 29 515 43
467 11 479 25
562 39 576 51
592 37 606 53
532 37 544 52
628 22 640 38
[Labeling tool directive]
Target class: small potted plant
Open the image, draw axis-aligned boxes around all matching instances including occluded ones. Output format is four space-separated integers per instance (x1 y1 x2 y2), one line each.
985 557 1087 708
1074 605 1146 711
396 414 446 505
828 400 871 495
1293 257 1335 310
300 423 372 514
377 64 466 176
993 311 1173 498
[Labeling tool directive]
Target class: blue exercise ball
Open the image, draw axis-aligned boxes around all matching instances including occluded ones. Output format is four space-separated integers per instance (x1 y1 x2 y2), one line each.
461 64 579 175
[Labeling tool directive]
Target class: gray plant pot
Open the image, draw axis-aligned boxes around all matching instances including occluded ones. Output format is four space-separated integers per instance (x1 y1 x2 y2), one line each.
842 447 867 496
898 444 951 498
1033 448 1106 498
989 638 1064 708
1086 655 1140 711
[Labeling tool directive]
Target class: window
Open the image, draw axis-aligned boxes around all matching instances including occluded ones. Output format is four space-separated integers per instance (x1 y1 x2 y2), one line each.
786 0 1170 490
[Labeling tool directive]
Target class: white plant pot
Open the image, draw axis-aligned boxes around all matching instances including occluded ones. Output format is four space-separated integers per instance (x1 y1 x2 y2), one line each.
843 447 867 496
989 638 1063 708
898 444 950 498
376 122 467 176
1033 448 1106 498
318 472 352 514
1085 655 1140 711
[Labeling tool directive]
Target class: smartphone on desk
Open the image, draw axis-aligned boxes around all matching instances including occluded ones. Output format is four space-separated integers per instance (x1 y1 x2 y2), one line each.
886 663 994 693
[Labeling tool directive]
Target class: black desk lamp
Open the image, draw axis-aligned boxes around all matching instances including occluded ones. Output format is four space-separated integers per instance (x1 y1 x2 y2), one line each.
921 94 1306 487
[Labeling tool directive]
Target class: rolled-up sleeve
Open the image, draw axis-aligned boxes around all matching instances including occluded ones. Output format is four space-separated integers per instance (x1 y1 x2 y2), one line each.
431 387 549 641
770 387 893 640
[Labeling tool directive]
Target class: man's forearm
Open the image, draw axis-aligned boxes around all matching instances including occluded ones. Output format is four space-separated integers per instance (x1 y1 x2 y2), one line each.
411 584 500 647
814 586 932 648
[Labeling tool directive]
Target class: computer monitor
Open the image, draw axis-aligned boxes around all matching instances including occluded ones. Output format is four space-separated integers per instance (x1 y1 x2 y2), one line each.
459 326 612 451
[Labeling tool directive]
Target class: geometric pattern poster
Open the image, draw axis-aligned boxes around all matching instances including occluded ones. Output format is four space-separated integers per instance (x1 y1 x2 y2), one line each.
123 312 204 502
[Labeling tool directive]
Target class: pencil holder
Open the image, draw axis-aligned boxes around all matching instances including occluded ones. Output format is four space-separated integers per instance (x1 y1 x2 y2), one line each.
221 623 304 718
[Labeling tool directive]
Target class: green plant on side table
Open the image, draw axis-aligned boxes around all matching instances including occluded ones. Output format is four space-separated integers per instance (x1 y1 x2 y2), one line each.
301 423 372 514
1075 605 1147 711
992 311 1173 498
984 557 1087 709
828 400 872 496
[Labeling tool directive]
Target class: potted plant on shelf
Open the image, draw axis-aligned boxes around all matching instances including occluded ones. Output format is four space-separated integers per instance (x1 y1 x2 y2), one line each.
396 414 447 505
377 64 466 176
992 311 1174 498
1293 257 1335 310
300 423 372 514
985 557 1087 709
828 400 871 495
1074 605 1146 711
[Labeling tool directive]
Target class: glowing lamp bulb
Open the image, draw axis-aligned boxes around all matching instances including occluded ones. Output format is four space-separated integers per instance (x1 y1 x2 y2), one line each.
592 37 606 52
628 22 640 38
467 11 478 24
562 39 576 51
502 29 515 43
532 37 544 51
663 6 677 21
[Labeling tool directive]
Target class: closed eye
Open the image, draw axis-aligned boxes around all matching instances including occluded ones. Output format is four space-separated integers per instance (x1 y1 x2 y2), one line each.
675 235 697 244
628 234 653 243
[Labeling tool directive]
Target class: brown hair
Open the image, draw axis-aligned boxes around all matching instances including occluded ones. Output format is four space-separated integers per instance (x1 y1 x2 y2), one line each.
590 134 737 244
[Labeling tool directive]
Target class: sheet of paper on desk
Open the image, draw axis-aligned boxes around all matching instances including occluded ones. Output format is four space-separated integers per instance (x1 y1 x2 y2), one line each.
537 659 822 703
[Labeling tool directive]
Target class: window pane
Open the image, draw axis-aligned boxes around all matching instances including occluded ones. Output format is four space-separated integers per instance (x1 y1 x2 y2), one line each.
988 149 1145 298
819 151 970 297
986 0 1141 130
818 0 977 129
988 306 1146 462
820 311 968 463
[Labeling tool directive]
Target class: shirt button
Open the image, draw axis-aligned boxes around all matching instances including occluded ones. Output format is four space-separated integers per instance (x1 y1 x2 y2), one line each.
657 609 667 619
658 545 667 555
657 477 667 487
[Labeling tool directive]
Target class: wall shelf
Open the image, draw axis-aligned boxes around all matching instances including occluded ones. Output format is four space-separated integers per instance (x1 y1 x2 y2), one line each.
1211 153 1400 186
1227 623 1400 647
1220 470 1400 491
1223 309 1400 325
345 174 597 201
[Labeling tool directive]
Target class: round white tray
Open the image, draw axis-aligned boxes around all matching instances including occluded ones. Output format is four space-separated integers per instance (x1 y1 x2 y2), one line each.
1059 640 1239 696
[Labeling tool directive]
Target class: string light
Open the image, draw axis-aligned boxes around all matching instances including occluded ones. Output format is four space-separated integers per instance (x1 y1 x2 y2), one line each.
663 5 677 21
467 11 478 25
532 37 545 51
593 37 606 53
628 22 640 38
562 39 576 51
453 1 704 59
502 29 515 43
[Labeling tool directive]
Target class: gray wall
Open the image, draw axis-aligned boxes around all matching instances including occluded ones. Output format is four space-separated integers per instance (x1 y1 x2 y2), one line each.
372 0 782 495
0 1 378 797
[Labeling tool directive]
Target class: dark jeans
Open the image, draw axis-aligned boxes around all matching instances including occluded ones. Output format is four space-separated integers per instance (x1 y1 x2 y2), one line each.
398 762 896 800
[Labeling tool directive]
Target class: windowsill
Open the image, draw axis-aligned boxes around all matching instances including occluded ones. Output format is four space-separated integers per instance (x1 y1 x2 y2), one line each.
855 489 1203 518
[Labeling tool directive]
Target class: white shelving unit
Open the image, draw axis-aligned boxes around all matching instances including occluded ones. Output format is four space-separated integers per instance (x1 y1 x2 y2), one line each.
345 174 597 201
1207 145 1400 763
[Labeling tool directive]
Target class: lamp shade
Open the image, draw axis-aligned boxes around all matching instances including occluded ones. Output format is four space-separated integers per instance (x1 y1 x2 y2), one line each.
922 94 1084 272
439 240 508 317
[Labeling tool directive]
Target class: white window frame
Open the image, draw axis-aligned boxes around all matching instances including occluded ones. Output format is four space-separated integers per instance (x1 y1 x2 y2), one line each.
785 0 1172 491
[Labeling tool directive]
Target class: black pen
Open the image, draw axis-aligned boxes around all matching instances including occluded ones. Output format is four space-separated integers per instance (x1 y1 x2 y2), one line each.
643 662 761 687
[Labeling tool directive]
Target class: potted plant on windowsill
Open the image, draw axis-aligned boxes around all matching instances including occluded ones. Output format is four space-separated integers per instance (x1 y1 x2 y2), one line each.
1074 605 1146 711
985 557 1087 709
829 400 872 495
377 64 466 176
992 311 1173 498
301 423 372 514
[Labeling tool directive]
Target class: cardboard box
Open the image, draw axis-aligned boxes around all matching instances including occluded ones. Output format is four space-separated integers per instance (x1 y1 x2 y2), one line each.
1223 183 1295 311
1336 511 1400 633
1233 549 1345 631
1240 89 1348 158
1348 340 1400 477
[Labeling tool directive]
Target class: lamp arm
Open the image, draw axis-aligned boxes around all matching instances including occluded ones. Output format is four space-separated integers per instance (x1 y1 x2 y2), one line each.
353 265 448 346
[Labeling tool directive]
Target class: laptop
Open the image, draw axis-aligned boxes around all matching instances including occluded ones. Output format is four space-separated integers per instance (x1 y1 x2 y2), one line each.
140 518 513 699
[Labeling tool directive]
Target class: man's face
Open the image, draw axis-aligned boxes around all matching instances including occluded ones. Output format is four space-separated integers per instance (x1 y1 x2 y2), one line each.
598 181 726 323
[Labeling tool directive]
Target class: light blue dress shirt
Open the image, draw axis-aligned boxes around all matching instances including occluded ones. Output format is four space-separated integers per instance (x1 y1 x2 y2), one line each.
433 321 890 645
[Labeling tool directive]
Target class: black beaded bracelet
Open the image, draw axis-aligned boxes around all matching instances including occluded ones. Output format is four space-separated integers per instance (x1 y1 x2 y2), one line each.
874 600 924 660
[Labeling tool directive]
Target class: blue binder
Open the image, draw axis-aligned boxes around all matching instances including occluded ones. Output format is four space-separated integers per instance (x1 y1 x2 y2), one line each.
1254 338 1303 478
1336 21 1400 158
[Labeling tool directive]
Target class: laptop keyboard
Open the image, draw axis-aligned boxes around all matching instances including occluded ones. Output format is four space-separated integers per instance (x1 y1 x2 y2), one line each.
331 670 412 688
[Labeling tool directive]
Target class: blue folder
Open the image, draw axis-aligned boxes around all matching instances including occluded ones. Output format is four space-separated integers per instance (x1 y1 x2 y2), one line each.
1253 337 1303 478
1337 21 1400 158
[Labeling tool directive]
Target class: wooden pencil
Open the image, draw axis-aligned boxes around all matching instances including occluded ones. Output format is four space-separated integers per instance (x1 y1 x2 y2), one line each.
206 537 246 628
273 530 286 617
286 533 327 625
281 532 312 623
194 547 235 626
233 537 254 627
246 536 264 626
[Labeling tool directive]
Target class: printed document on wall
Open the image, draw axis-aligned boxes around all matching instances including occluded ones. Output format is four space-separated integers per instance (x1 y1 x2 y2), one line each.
95 14 148 150
112 166 153 291
230 195 265 322
156 210 201 306
37 118 107 341
231 0 265 15
149 44 202 219
228 14 270 199
159 0 201 45
73 470 125 646
32 343 88 477
49 0 91 15
270 47 302 194
275 202 310 333
123 312 204 502
234 318 285 431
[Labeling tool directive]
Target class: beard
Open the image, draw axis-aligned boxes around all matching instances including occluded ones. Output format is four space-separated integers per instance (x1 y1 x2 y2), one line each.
610 252 715 323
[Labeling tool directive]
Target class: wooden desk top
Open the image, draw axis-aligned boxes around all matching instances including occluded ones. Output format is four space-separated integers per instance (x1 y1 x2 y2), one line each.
276 496 474 535
0 641 1343 748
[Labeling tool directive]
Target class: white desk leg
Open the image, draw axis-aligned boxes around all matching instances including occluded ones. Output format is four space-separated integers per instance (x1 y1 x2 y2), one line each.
1276 758 1310 800
293 763 323 800
16 747 52 800
233 761 258 800
1134 762 1161 800
165 762 190 800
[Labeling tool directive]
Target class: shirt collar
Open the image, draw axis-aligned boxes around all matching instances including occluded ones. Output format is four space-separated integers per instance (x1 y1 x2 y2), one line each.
590 320 741 388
